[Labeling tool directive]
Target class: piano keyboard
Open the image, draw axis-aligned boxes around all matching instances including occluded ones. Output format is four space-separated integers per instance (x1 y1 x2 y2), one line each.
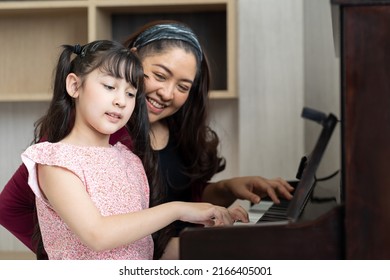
233 200 272 226
234 199 291 226
257 199 290 222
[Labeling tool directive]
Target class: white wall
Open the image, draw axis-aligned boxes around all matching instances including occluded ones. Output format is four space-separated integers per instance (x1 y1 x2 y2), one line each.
238 0 304 180
303 0 341 177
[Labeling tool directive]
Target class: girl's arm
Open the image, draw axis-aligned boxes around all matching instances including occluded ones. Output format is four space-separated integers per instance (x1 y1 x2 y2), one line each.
38 164 235 252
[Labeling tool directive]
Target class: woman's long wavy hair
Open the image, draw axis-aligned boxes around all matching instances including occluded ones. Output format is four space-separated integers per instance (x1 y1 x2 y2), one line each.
31 40 159 259
123 21 226 259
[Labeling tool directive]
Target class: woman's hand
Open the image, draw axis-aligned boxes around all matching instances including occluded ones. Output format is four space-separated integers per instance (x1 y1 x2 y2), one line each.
226 176 294 204
203 176 295 207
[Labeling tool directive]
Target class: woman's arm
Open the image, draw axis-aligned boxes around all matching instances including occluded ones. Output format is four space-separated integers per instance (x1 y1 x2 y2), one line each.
0 164 36 251
38 164 235 252
202 176 295 207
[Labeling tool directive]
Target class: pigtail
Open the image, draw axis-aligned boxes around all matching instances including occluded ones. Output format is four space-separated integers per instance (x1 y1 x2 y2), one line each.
34 45 76 143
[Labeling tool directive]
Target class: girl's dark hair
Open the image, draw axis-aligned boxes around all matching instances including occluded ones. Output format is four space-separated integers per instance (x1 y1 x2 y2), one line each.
32 39 160 259
123 21 226 259
34 40 148 145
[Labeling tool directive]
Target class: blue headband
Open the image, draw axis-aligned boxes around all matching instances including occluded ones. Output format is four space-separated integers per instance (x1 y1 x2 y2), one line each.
132 23 203 62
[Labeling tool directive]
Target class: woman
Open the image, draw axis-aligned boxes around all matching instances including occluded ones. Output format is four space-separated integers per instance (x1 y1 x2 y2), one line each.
0 20 293 259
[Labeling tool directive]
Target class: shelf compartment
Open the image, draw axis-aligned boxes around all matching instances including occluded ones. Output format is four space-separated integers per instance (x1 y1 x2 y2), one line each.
0 7 88 101
92 0 236 98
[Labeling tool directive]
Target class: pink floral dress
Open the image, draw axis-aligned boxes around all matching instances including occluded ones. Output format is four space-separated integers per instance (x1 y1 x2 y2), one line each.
21 142 153 260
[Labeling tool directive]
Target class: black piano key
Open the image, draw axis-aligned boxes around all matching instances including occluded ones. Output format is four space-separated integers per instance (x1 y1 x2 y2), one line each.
257 199 291 223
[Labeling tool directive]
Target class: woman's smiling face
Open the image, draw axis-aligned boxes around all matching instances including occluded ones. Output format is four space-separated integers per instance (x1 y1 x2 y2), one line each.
141 47 197 124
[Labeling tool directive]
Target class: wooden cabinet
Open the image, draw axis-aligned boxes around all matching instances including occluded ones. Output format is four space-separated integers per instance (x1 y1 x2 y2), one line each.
332 0 390 259
0 0 236 101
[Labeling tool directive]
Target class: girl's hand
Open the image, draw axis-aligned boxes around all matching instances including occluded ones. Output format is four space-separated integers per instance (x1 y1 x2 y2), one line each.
228 204 249 223
177 202 234 227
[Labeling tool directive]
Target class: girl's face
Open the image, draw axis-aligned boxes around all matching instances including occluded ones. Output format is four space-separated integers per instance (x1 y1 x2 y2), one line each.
69 68 137 144
141 47 197 124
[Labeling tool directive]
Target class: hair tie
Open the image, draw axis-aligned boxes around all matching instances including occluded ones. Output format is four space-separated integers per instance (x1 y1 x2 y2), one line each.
73 44 82 56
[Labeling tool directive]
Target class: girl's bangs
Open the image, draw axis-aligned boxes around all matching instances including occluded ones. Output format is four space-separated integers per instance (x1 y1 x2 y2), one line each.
99 52 143 89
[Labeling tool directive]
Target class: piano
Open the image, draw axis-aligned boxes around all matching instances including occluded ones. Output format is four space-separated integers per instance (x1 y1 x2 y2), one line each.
180 108 344 260
180 0 390 260
180 182 344 260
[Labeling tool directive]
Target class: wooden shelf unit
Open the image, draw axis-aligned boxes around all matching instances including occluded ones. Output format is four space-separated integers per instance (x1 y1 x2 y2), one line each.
0 0 237 102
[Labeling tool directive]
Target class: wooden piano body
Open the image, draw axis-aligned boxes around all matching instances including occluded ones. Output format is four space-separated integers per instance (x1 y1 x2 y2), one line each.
180 0 390 260
180 176 344 260
180 207 344 260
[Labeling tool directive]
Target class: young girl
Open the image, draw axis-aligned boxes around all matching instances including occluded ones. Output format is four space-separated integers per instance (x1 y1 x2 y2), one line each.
21 40 246 260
